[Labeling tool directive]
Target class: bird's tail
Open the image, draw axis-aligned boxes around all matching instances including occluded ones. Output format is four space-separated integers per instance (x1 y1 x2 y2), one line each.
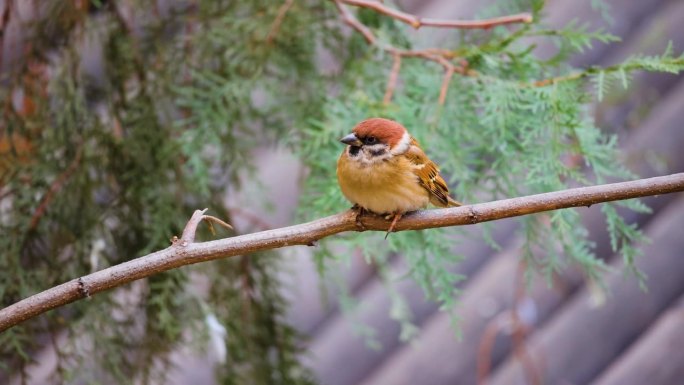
447 196 463 207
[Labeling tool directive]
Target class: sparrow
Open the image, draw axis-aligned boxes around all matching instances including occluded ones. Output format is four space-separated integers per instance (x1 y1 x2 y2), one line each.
336 118 462 236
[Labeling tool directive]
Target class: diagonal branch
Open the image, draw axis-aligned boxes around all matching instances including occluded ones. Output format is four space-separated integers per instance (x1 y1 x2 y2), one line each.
383 52 402 104
335 0 376 44
1 173 684 333
265 0 295 44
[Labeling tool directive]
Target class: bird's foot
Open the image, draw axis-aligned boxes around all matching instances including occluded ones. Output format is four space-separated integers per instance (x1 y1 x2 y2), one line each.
385 212 403 239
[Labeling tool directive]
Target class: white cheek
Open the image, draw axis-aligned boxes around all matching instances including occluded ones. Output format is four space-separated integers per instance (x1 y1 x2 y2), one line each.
390 131 411 155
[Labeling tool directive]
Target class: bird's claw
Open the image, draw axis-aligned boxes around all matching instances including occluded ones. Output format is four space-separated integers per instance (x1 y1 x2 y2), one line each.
385 213 402 239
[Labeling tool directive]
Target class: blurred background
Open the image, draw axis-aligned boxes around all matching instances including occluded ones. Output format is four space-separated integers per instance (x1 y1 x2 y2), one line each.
1 0 683 384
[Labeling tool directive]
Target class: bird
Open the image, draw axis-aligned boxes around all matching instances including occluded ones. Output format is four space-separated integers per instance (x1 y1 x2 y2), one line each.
336 117 462 237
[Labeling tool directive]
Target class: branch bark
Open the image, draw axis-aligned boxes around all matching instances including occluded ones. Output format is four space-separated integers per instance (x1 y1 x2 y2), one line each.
1 173 684 333
265 0 295 44
339 0 533 29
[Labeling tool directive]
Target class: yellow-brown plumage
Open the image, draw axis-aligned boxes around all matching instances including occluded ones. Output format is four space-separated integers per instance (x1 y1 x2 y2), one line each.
336 118 461 223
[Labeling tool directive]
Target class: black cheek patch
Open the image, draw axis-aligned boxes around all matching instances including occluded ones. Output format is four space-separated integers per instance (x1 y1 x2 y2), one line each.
370 148 386 157
349 146 361 156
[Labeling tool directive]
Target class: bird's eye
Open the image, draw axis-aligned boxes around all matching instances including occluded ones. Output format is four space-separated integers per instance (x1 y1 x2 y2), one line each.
366 136 377 144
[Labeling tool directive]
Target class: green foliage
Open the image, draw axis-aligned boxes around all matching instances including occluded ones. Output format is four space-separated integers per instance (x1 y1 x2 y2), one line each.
1 0 683 383
1 0 328 383
590 42 684 100
532 21 621 64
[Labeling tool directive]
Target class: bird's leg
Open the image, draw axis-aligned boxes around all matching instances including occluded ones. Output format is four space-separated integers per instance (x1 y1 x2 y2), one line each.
385 212 403 239
352 204 367 231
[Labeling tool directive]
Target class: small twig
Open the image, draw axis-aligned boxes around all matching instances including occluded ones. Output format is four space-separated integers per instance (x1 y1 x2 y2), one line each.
383 52 402 104
476 265 541 385
510 262 542 385
334 0 376 44
1 173 683 332
240 256 252 291
240 255 255 300
0 0 11 31
29 146 83 230
437 58 455 105
47 320 68 379
334 1 528 104
401 47 456 58
0 0 12 69
239 255 255 325
477 313 509 385
339 0 532 29
203 215 234 234
265 0 295 44
178 208 233 245
179 208 208 244
111 0 148 92
530 72 588 88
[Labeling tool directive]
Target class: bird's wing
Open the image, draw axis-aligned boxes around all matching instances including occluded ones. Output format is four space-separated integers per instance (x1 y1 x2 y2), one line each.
404 137 456 207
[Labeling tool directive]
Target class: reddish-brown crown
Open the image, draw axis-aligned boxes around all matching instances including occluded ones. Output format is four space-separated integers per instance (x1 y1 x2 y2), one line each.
352 118 407 148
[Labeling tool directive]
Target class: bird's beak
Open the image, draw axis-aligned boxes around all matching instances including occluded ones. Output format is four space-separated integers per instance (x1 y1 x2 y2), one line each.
340 133 363 146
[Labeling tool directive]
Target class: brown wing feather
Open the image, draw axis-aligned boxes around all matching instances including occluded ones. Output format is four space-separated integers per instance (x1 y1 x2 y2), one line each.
405 137 461 207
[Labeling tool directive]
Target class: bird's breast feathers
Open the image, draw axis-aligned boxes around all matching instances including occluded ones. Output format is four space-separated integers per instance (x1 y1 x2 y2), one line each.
337 152 430 214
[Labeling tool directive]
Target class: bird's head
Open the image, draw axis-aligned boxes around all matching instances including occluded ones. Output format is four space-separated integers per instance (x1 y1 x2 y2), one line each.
339 118 411 161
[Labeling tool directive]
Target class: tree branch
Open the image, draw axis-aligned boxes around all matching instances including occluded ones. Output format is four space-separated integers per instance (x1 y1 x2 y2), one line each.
383 52 401 104
339 0 533 29
1 173 684 333
174 208 233 245
335 0 376 44
265 0 295 44
333 0 501 104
